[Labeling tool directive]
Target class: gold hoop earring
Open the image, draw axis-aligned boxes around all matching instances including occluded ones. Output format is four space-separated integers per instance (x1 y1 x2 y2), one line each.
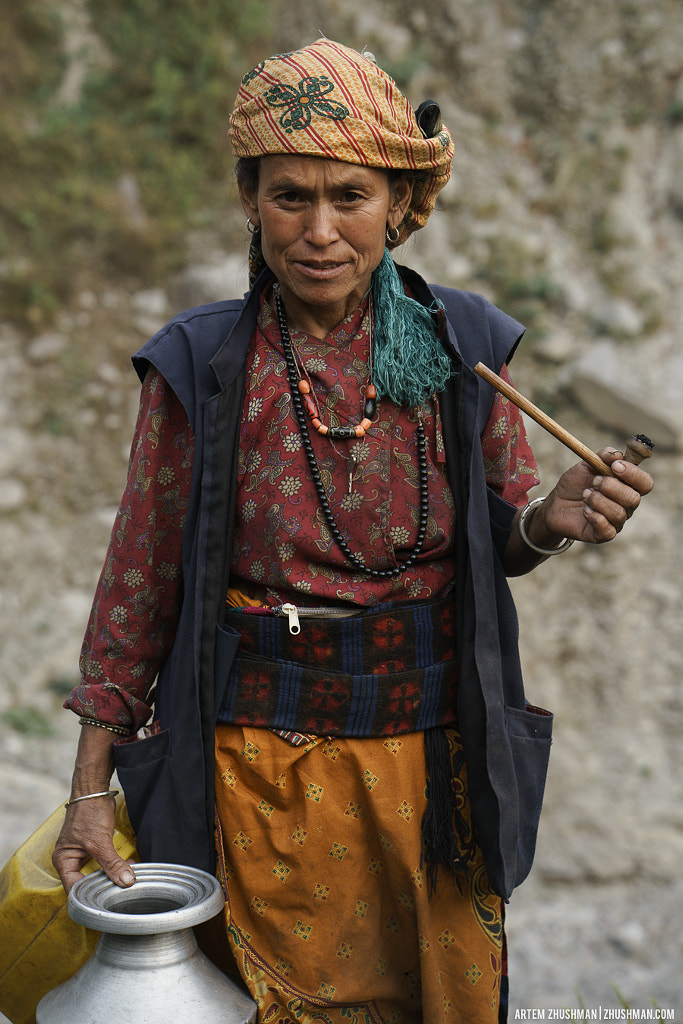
386 225 400 244
246 218 260 235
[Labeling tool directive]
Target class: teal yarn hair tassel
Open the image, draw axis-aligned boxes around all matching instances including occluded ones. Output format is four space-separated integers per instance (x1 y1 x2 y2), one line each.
371 250 452 409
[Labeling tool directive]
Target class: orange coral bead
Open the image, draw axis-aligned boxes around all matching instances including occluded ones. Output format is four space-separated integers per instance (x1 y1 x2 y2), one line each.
297 379 310 394
365 383 377 400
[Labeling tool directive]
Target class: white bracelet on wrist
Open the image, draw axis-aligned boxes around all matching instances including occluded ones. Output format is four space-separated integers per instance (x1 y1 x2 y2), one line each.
518 497 574 556
64 789 119 809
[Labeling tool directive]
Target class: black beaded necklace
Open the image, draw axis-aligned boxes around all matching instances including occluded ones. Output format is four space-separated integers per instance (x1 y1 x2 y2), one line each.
275 290 430 579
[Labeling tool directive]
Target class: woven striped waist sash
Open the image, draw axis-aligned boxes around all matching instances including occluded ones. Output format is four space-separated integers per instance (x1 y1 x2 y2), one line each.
217 595 459 738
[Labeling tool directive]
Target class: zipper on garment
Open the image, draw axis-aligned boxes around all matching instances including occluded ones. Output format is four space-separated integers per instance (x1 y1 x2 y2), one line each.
279 603 301 634
274 603 360 634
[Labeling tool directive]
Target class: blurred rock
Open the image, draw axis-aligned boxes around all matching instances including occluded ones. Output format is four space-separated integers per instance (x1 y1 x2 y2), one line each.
169 256 249 311
0 479 28 512
0 428 30 477
117 173 149 232
592 297 645 337
132 287 170 337
568 336 683 450
26 333 67 364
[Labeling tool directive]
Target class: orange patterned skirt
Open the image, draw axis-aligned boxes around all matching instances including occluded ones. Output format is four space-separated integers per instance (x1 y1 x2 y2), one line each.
213 725 503 1024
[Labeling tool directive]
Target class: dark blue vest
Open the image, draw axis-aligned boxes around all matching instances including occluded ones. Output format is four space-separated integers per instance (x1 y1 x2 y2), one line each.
113 266 552 900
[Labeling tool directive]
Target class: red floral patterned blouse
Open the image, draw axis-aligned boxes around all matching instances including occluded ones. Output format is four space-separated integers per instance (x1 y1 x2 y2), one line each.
66 288 538 732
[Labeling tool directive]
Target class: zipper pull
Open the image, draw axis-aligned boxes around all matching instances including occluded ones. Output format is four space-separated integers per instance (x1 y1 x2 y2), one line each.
281 603 300 634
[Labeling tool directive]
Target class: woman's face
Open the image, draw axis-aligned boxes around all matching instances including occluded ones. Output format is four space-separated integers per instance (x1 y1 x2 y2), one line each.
239 155 412 337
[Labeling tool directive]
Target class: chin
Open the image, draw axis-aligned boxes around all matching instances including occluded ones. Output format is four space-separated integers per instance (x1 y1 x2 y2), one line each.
289 279 352 307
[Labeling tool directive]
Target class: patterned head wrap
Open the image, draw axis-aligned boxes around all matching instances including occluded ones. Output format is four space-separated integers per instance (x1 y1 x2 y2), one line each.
229 38 454 247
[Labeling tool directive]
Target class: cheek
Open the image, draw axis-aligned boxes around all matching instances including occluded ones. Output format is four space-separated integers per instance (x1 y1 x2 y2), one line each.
359 224 388 265
348 216 386 257
260 217 288 252
259 204 299 248
259 226 297 274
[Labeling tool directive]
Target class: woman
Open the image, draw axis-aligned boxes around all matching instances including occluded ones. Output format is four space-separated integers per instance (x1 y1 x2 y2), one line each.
53 39 652 1024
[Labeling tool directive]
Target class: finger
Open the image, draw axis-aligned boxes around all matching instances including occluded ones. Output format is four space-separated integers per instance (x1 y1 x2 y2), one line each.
581 503 618 542
54 826 136 892
62 872 84 895
589 475 640 512
582 492 626 536
591 446 622 462
57 849 137 893
98 850 137 889
55 853 90 894
582 479 641 536
598 450 654 495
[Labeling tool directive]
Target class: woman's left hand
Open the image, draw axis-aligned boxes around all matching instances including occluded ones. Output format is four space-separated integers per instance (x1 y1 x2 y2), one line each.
505 447 654 574
536 447 654 545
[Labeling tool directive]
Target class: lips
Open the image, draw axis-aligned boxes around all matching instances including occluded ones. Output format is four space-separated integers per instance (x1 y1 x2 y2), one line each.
292 259 348 280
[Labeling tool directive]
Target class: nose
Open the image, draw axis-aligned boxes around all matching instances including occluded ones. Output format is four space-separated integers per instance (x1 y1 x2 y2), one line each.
304 202 340 247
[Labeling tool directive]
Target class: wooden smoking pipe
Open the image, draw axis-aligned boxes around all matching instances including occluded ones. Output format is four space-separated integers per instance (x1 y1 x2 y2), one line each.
473 362 654 475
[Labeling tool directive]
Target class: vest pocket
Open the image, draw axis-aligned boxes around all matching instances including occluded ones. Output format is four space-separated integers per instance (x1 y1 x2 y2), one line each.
214 622 241 720
113 728 171 858
504 702 553 888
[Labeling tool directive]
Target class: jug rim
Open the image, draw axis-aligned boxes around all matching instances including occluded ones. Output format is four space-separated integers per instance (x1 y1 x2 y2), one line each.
67 862 225 934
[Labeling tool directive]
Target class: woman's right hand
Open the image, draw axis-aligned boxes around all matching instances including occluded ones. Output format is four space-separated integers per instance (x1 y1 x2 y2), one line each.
53 796 136 893
52 721 136 893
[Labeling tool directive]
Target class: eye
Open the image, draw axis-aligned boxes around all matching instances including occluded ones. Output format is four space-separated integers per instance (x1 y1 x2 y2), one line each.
276 190 302 204
340 190 364 204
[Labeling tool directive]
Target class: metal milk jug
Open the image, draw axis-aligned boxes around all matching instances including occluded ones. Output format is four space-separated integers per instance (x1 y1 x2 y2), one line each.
36 863 257 1024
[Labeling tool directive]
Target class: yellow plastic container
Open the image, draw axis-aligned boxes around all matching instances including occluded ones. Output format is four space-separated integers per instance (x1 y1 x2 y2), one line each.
0 795 137 1024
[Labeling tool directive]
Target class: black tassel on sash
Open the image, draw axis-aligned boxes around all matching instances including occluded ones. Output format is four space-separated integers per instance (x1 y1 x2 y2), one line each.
421 727 470 894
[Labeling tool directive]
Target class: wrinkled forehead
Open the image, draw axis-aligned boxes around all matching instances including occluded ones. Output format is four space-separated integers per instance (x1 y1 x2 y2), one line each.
255 154 394 190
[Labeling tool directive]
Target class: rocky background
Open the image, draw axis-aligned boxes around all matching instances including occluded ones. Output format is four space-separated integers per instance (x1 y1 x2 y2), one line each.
1 0 682 1018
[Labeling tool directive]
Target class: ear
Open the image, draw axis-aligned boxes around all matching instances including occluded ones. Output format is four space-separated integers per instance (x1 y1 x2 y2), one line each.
238 180 260 228
387 175 414 231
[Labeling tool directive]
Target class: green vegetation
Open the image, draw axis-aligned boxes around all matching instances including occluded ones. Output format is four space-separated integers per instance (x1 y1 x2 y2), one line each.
2 706 54 737
666 99 683 125
476 236 565 335
0 0 273 326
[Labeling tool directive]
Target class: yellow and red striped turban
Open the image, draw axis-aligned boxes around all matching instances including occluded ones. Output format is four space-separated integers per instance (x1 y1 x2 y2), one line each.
229 38 454 247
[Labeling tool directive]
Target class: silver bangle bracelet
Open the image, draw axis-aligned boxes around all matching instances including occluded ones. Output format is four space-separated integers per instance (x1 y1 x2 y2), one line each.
65 789 120 809
518 497 574 556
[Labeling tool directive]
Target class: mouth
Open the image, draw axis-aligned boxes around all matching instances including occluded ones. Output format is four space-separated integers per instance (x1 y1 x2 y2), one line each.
291 259 348 281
